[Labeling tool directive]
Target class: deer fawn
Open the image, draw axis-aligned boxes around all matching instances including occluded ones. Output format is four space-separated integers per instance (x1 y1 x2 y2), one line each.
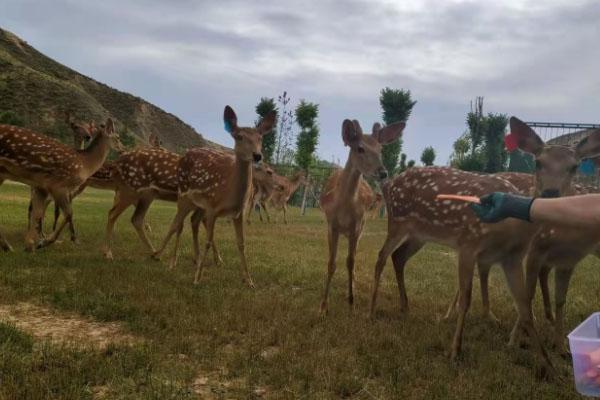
0 118 121 251
500 118 600 352
152 105 275 287
247 163 278 224
370 165 554 368
319 120 405 314
268 171 306 224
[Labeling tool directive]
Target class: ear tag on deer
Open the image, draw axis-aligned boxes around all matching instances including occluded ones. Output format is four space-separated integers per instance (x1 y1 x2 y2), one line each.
579 159 595 176
504 133 518 152
224 120 233 134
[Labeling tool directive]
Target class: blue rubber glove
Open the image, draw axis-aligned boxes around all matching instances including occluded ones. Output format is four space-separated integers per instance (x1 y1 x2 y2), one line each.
470 192 535 223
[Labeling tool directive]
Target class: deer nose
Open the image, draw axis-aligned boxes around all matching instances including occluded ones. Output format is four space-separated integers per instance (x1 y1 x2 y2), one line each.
378 169 388 180
541 189 560 198
253 153 262 163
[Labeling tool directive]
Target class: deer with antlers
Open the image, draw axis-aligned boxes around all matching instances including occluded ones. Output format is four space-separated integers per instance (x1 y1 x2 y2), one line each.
0 118 121 251
319 120 405 314
369 164 557 368
152 105 275 287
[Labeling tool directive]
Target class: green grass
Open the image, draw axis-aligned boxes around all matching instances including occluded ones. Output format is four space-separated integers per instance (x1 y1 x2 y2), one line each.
0 181 598 399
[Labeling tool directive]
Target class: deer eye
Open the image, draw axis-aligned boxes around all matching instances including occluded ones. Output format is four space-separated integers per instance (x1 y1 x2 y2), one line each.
357 147 365 154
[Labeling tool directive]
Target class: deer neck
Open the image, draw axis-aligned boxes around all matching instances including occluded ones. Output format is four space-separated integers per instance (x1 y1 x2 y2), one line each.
228 156 253 209
339 158 362 200
79 133 111 177
288 175 303 193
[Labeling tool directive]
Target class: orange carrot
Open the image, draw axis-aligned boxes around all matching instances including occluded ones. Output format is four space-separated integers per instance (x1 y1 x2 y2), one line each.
436 194 481 204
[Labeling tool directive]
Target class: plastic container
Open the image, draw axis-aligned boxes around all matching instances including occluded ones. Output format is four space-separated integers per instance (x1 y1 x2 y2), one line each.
568 312 600 397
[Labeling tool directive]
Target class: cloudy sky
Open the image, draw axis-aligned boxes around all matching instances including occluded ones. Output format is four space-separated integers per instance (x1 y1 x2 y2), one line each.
2 0 599 164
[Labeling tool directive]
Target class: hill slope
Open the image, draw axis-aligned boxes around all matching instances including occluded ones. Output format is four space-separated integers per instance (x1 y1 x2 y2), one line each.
0 28 214 151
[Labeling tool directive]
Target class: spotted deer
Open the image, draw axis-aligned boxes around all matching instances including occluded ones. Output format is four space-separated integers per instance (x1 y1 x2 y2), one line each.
247 163 279 224
152 105 276 287
268 171 306 224
370 166 554 368
498 119 600 352
319 120 405 314
0 119 121 251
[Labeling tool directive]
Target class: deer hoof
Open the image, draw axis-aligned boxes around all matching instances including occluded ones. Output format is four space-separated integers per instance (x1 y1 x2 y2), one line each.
245 279 255 289
1 242 12 252
150 252 161 261
104 250 114 261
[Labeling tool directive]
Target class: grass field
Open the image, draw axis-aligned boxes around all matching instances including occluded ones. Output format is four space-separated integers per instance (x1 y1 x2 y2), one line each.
0 181 598 399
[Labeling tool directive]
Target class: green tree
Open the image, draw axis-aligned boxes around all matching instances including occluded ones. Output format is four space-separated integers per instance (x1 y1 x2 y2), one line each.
398 153 408 173
294 100 319 215
420 146 436 166
407 160 416 169
507 149 535 172
255 97 278 163
379 88 417 175
482 113 508 173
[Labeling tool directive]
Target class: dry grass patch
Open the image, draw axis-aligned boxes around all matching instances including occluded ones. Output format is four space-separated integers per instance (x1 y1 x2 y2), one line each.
0 302 140 349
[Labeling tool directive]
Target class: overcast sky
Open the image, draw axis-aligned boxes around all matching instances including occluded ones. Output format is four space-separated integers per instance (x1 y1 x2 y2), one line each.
2 0 599 164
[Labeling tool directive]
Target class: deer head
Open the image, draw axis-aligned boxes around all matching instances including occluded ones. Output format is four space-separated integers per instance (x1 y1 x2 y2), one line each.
342 120 405 181
65 112 94 150
224 105 275 163
511 117 600 197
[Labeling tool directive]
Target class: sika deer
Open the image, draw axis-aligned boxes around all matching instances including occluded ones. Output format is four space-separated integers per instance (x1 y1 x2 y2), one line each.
247 163 278 224
319 120 405 314
502 119 600 352
152 105 275 287
370 166 553 368
268 171 306 224
0 119 121 251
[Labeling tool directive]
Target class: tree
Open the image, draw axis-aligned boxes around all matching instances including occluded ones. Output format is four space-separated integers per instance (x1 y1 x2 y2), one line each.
420 146 436 166
294 100 319 215
407 160 416 168
482 113 508 173
255 97 278 163
379 88 417 175
398 153 408 173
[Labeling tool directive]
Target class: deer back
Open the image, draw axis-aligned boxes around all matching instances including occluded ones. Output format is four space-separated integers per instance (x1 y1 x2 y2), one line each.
113 147 180 195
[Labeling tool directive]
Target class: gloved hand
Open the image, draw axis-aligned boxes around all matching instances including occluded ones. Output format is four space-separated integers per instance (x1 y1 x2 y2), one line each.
470 192 535 223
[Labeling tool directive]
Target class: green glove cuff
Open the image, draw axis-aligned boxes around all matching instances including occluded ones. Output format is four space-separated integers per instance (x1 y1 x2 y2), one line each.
502 194 535 222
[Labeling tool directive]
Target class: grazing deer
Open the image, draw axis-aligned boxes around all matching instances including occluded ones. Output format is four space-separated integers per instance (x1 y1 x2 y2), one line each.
370 166 554 368
152 105 276 287
0 119 121 251
499 119 600 352
319 120 405 314
268 171 306 224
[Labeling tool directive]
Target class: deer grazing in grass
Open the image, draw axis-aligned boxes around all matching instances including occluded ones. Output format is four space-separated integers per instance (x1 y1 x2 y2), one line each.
152 105 276 287
319 120 405 314
369 165 556 368
0 118 121 251
494 119 600 353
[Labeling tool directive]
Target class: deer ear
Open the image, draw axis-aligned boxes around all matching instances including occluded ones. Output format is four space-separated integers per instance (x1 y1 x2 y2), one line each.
376 121 405 145
575 129 600 160
510 117 543 155
223 105 238 135
372 123 382 135
342 119 361 146
105 118 115 135
258 110 276 136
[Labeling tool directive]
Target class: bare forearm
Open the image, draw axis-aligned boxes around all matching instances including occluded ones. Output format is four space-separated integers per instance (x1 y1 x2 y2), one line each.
530 194 600 228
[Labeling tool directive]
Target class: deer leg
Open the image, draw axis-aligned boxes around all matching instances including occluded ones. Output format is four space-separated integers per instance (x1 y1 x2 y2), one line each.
0 229 12 252
156 198 195 269
283 205 288 224
553 267 575 354
195 214 216 284
232 214 254 288
191 209 221 267
261 201 271 223
451 250 476 360
319 225 340 314
102 189 135 260
346 230 359 308
369 229 407 319
53 202 61 233
509 249 545 347
539 265 554 323
38 193 72 248
391 239 423 314
477 262 499 322
130 196 156 253
503 256 555 374
25 188 49 251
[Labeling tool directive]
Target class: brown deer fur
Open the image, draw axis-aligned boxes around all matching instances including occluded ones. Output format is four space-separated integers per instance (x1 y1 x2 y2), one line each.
152 105 275 287
268 171 306 223
319 120 405 314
